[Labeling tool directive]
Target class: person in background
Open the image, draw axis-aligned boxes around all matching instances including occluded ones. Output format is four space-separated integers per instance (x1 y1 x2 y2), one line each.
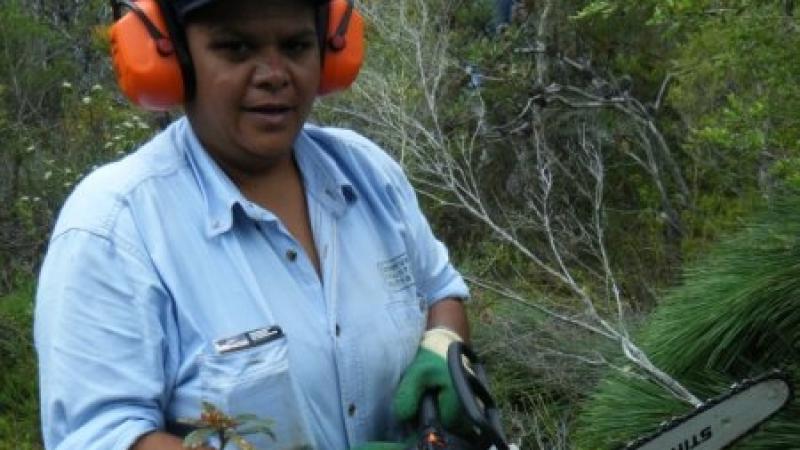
494 0 515 30
34 0 471 449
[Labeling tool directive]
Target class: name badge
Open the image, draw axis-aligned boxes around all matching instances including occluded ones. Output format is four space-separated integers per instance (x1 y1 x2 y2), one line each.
214 325 284 354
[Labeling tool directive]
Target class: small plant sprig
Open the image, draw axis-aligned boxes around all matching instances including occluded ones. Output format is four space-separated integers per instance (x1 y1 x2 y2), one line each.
179 401 275 450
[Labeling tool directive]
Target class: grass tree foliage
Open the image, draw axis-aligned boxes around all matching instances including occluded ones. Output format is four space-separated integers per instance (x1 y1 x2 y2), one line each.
574 196 800 448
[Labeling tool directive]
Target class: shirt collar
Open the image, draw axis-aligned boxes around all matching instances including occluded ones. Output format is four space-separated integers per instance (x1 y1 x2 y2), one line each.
294 125 357 218
178 118 357 238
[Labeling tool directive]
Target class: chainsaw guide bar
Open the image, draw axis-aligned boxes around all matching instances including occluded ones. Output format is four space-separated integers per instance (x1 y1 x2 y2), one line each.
623 370 793 450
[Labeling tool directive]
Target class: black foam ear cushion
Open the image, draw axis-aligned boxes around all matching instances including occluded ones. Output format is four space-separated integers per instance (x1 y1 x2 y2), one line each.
153 0 196 101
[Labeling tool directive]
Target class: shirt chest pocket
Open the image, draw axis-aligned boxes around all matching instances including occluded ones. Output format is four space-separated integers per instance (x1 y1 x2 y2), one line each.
199 333 315 450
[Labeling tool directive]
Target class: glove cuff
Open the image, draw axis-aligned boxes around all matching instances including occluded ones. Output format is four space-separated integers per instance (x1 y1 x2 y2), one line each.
420 327 462 358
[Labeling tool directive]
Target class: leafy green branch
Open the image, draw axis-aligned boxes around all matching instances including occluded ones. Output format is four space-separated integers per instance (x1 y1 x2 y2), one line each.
179 402 275 450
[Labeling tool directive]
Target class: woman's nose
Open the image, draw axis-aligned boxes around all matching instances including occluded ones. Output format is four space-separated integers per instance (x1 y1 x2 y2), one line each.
252 53 289 91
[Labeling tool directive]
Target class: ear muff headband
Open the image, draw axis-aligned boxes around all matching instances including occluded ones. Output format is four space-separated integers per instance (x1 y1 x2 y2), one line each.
109 0 365 111
111 0 172 55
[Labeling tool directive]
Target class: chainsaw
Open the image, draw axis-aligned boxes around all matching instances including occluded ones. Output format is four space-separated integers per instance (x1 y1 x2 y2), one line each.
418 342 793 450
409 341 518 450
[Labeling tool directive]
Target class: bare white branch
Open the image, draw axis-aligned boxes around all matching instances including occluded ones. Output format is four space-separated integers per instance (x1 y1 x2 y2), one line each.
322 0 701 408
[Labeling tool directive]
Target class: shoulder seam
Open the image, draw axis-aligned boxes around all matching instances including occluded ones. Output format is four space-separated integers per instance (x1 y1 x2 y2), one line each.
61 157 186 238
50 225 153 268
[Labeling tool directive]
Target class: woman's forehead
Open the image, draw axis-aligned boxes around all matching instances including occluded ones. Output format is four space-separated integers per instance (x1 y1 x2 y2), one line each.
184 1 319 37
191 7 318 38
179 0 323 23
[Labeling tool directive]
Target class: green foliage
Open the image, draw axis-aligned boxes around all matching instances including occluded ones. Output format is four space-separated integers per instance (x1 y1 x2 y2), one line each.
573 1 617 20
574 195 800 448
330 4 800 445
467 275 617 449
469 294 575 449
0 1 71 288
179 402 275 450
0 0 159 294
0 1 74 122
0 4 159 445
572 1 800 255
0 281 41 450
671 5 800 199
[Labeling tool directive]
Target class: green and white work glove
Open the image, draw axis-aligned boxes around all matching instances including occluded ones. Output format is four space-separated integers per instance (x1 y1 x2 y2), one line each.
349 440 411 450
393 327 466 429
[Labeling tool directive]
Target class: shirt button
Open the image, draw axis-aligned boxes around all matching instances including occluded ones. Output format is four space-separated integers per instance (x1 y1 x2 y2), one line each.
347 403 356 417
286 249 298 262
335 324 341 337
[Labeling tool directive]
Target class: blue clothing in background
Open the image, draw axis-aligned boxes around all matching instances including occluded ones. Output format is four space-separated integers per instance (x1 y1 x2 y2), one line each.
494 0 514 27
34 117 469 450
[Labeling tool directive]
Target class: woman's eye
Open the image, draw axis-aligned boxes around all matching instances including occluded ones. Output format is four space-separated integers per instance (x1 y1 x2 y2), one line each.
212 40 251 58
285 40 313 56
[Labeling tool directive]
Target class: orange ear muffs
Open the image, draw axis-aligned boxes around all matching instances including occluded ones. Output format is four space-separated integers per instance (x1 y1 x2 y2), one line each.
109 0 364 110
109 0 184 111
319 0 365 95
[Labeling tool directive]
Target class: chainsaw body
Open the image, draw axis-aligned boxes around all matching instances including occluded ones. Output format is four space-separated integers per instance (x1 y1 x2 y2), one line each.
408 342 512 450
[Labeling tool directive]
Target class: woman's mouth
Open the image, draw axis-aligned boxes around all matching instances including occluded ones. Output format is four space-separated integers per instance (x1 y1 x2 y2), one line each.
243 105 294 128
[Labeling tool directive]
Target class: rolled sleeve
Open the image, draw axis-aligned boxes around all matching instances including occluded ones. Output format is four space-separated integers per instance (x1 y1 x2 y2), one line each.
35 227 171 450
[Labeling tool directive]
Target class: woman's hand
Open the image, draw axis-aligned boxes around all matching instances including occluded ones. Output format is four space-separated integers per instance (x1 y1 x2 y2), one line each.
132 431 215 450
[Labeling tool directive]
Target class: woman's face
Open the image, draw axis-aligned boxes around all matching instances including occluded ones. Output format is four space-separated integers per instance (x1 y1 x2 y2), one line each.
184 0 321 178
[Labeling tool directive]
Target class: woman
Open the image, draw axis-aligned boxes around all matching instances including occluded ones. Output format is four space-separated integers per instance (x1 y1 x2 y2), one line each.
34 0 470 449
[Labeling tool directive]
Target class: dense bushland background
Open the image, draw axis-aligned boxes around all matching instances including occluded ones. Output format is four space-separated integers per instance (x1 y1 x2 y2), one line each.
1 0 798 448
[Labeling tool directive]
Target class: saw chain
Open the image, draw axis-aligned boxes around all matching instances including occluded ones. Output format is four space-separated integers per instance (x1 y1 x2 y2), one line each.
624 370 793 450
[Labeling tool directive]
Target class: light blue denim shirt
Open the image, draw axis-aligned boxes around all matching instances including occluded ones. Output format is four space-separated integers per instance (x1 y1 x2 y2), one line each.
34 117 469 450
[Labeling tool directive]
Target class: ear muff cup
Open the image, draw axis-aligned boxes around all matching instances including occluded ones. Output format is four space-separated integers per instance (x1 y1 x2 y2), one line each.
109 0 185 111
109 0 365 111
319 0 364 96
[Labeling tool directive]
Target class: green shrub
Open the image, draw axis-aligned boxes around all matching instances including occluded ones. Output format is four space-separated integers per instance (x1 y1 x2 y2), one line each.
0 281 41 449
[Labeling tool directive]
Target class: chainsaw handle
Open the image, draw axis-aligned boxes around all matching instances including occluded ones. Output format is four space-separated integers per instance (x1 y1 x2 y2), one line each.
447 342 509 450
413 392 448 449
419 391 439 429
